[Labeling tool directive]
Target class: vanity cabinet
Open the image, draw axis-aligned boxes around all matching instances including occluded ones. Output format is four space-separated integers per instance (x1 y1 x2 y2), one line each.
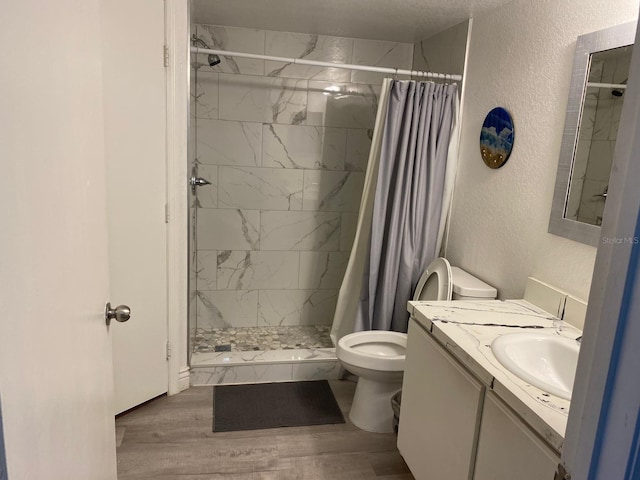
398 321 484 480
399 317 560 480
473 391 558 480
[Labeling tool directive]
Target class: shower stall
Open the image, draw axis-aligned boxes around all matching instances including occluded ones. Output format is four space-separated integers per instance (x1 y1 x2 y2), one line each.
185 16 468 385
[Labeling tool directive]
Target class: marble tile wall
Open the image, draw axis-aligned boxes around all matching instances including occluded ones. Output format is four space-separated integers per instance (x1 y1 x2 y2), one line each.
192 24 413 336
567 61 602 222
190 347 340 386
190 359 341 386
188 19 198 362
412 20 469 78
574 53 630 225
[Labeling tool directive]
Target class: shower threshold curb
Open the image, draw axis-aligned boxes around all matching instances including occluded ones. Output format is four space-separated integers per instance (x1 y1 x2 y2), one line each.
190 348 340 386
191 347 336 367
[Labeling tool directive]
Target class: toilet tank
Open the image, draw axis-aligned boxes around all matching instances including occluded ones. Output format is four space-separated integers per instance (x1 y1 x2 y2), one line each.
450 267 497 300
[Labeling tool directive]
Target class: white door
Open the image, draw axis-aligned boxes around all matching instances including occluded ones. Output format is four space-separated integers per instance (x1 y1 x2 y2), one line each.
100 0 169 414
0 1 117 478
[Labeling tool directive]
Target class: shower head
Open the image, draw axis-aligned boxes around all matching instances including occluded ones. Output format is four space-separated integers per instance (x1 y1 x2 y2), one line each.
613 77 628 97
208 54 221 67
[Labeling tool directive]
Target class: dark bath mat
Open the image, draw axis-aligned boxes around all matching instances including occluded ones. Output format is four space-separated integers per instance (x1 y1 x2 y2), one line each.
213 380 345 432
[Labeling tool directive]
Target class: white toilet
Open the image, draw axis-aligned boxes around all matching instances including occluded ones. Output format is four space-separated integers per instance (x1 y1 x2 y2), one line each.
337 258 497 433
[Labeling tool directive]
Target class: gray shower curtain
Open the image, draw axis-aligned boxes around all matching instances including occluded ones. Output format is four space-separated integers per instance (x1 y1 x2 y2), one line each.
355 80 458 333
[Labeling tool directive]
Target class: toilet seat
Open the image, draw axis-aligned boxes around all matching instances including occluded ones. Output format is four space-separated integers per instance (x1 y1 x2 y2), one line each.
337 331 407 372
413 257 453 301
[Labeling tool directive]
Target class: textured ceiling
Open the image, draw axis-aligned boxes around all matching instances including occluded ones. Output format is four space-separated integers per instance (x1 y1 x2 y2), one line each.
192 0 514 43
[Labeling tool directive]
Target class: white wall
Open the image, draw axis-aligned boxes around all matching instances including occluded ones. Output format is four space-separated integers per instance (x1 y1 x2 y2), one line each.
446 0 639 300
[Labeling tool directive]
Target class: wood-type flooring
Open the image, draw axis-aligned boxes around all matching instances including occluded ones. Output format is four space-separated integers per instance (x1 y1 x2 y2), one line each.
116 380 414 479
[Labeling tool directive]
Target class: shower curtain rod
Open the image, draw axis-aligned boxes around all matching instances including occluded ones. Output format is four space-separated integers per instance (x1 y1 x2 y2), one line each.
191 47 463 82
587 81 627 89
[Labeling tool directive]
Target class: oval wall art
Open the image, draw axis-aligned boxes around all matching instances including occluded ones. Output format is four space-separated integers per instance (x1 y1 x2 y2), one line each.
479 107 515 169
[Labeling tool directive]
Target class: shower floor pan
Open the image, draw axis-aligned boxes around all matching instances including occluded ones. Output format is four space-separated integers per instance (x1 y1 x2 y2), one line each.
194 325 333 353
190 325 339 386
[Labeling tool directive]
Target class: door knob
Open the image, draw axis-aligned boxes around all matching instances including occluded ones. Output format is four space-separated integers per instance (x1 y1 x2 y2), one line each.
105 302 131 325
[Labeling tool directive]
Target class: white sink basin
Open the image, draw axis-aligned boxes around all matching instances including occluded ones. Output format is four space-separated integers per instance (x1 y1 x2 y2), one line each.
491 333 580 400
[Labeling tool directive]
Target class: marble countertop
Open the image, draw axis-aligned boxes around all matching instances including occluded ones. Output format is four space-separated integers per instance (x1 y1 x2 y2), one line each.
408 299 582 453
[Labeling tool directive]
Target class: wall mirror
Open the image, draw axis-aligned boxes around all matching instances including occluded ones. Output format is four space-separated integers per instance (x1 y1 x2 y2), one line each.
549 22 636 246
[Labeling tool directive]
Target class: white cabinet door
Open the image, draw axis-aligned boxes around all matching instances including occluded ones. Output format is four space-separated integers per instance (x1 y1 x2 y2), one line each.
474 391 559 480
101 0 169 414
398 320 484 480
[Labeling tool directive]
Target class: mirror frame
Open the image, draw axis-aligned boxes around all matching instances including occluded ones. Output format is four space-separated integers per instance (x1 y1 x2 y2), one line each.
549 21 636 247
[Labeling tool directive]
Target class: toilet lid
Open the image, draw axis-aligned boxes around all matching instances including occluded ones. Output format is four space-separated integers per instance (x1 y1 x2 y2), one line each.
413 257 453 301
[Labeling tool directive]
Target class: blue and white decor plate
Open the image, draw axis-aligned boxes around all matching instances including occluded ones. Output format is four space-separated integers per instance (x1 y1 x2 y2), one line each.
480 107 515 169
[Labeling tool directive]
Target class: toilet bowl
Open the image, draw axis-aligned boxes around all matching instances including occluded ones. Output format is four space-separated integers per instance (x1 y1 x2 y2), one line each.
337 331 406 433
337 258 496 433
